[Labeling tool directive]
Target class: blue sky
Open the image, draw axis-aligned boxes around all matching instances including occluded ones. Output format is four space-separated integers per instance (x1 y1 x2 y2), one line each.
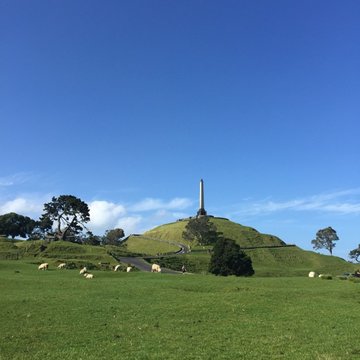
1 0 359 260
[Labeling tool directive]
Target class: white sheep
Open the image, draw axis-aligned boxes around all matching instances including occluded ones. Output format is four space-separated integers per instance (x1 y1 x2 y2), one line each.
79 267 87 275
308 271 316 278
151 264 161 273
84 273 94 279
114 264 121 272
126 266 132 273
57 263 66 269
38 263 49 270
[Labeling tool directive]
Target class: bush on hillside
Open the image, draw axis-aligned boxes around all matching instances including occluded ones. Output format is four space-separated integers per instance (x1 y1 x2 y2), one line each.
209 238 254 277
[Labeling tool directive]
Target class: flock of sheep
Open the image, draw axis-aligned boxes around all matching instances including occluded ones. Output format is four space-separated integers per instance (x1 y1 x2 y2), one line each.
37 262 162 277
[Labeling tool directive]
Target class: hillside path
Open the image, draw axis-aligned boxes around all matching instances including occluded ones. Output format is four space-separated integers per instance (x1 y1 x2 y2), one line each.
111 237 189 274
116 256 181 274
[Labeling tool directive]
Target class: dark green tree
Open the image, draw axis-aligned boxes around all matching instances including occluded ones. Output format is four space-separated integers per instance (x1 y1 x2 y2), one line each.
103 228 125 245
80 231 102 246
28 216 53 240
209 237 254 276
311 227 339 255
0 212 36 239
182 217 219 246
40 195 90 241
349 244 360 263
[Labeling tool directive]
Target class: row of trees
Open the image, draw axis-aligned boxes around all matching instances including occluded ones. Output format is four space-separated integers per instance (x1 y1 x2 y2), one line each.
1 194 359 264
0 195 125 245
311 226 360 262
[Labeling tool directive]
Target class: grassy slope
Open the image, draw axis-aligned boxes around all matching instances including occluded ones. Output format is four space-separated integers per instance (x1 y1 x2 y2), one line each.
1 215 356 276
142 217 286 247
1 260 360 360
124 235 179 255
138 218 356 276
0 237 118 268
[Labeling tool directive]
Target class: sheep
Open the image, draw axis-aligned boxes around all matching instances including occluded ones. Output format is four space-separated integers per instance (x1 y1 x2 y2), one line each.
38 263 49 270
79 266 87 275
308 271 316 278
151 264 161 273
126 266 132 273
57 263 66 269
84 273 94 279
114 264 121 272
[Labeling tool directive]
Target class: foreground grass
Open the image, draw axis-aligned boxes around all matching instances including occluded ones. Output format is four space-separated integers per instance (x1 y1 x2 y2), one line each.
1 261 360 360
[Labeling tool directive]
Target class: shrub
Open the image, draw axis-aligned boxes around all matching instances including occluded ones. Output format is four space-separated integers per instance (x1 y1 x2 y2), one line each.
209 237 254 277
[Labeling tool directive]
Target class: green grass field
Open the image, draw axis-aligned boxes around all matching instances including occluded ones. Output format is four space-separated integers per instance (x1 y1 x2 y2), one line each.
1 260 360 360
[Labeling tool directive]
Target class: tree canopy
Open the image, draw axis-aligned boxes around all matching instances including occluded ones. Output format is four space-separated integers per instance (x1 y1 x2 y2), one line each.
40 195 90 241
103 228 125 245
209 237 254 276
182 217 220 246
0 212 36 239
311 226 339 255
349 244 360 263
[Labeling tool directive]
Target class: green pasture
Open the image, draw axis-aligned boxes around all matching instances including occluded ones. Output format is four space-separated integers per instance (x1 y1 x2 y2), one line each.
1 260 360 360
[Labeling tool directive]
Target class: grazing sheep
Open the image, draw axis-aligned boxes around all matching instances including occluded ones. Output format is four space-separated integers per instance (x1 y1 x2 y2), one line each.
38 263 49 270
308 271 316 278
114 264 121 272
126 266 132 273
57 263 66 269
79 267 87 275
151 264 161 273
319 274 324 278
84 273 94 279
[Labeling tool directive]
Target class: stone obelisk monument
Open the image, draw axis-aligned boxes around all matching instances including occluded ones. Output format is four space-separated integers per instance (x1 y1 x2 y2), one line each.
197 179 207 217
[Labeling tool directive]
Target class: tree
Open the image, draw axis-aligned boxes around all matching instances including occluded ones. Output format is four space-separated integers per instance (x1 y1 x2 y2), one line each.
349 245 360 263
0 212 36 239
103 228 125 245
28 216 53 240
40 195 90 241
182 217 220 246
80 231 102 246
311 226 339 255
209 237 254 276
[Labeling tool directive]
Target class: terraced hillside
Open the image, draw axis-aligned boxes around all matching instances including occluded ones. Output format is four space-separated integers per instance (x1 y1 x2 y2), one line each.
125 217 356 276
1 215 356 276
141 217 285 247
0 237 119 270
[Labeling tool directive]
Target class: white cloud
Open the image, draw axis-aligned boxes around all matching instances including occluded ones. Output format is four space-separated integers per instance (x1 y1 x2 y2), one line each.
89 201 126 231
0 173 34 187
115 216 143 235
167 197 193 209
230 189 360 217
0 197 45 217
0 194 192 236
130 197 192 212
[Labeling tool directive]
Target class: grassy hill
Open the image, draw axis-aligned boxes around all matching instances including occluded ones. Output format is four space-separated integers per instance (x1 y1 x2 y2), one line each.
141 217 286 247
0 237 119 269
1 216 356 276
125 217 356 276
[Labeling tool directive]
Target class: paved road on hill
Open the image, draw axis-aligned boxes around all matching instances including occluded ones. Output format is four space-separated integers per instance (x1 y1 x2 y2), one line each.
111 238 189 274
116 256 181 274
